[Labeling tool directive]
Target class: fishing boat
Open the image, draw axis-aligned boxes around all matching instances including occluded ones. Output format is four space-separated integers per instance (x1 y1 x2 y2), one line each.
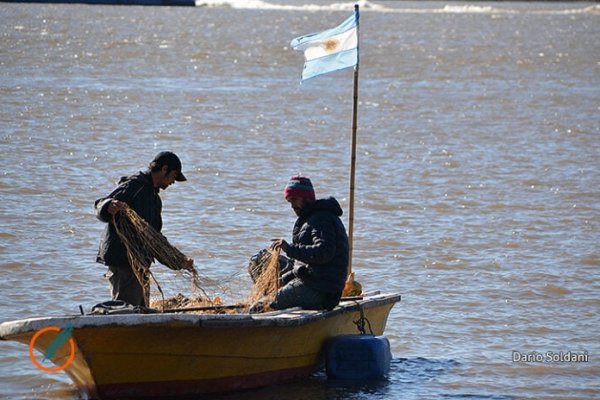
0 292 400 399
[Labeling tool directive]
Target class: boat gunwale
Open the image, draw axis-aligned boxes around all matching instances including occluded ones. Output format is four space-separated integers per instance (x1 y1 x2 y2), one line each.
0 293 400 339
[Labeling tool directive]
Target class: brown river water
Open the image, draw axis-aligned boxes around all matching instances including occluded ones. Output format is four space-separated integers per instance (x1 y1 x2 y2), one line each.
0 1 599 399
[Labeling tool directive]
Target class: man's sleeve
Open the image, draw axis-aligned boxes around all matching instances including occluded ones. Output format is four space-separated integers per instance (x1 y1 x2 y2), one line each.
285 215 337 265
94 180 142 223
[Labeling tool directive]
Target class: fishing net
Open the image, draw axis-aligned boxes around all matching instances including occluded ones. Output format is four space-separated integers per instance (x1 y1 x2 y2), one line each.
247 248 281 308
112 206 218 308
112 205 279 313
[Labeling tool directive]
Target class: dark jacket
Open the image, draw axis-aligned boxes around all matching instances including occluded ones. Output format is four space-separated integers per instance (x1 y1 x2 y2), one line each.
285 197 349 295
95 171 162 268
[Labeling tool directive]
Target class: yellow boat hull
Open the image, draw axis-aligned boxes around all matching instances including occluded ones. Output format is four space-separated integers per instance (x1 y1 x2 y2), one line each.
0 294 400 399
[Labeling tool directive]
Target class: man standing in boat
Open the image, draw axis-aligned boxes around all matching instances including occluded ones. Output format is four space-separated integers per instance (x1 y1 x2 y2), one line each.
94 151 194 307
268 176 349 311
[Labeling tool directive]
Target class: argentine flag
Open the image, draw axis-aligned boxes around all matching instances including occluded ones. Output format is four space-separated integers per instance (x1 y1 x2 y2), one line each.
291 10 359 81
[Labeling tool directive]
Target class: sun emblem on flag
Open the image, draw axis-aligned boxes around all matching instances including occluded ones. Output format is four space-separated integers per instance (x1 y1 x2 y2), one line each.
323 38 340 53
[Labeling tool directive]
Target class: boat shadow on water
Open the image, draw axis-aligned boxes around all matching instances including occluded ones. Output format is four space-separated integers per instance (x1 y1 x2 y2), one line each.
195 357 512 400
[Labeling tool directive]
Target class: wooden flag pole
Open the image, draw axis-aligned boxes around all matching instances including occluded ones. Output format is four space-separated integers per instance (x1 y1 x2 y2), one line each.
347 4 360 275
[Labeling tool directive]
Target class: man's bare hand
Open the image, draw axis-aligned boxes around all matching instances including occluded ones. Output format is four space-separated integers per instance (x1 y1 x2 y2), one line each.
107 200 126 216
270 239 289 252
182 256 194 271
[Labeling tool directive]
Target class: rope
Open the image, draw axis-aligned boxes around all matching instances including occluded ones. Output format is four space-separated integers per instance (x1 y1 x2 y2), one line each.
352 301 374 335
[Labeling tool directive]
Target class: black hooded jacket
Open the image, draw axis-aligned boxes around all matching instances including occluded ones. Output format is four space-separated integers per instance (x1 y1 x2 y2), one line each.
285 197 349 294
95 171 162 268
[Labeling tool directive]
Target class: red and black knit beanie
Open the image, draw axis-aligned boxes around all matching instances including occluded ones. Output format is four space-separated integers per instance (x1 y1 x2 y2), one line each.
283 175 315 201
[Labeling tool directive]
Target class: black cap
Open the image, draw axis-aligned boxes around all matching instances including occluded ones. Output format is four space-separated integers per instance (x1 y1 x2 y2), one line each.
152 151 187 182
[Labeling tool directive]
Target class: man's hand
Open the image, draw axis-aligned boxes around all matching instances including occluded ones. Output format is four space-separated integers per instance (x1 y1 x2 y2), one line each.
107 200 126 216
182 256 194 271
270 239 289 253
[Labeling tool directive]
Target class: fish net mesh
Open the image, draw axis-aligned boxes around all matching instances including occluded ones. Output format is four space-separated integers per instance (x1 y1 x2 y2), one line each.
112 205 279 313
248 247 281 306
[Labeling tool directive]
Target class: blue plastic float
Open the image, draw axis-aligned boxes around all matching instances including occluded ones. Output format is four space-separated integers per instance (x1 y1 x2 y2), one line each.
325 334 392 380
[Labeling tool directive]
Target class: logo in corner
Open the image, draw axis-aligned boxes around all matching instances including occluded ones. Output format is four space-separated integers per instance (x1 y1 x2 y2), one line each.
29 324 75 373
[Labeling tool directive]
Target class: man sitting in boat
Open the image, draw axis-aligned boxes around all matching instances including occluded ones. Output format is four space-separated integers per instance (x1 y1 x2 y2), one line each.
94 151 194 307
267 175 349 311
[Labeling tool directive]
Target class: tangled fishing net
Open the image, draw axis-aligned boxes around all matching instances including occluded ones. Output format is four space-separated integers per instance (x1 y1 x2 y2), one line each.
247 247 281 308
112 205 281 313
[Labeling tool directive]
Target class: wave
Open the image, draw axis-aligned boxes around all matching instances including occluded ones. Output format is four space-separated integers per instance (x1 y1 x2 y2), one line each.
195 0 389 11
194 1 600 16
432 5 597 15
533 5 600 15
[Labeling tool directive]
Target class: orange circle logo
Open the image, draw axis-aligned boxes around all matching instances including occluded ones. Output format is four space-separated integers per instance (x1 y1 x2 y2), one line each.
29 326 75 373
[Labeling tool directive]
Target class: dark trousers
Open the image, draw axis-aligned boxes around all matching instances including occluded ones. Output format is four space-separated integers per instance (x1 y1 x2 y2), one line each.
105 265 146 307
270 271 340 311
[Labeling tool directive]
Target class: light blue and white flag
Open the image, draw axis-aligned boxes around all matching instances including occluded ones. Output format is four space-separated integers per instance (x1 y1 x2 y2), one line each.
291 10 359 81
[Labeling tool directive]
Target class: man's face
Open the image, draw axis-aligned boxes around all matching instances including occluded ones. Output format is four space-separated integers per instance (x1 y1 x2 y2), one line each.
287 196 308 216
157 166 179 190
